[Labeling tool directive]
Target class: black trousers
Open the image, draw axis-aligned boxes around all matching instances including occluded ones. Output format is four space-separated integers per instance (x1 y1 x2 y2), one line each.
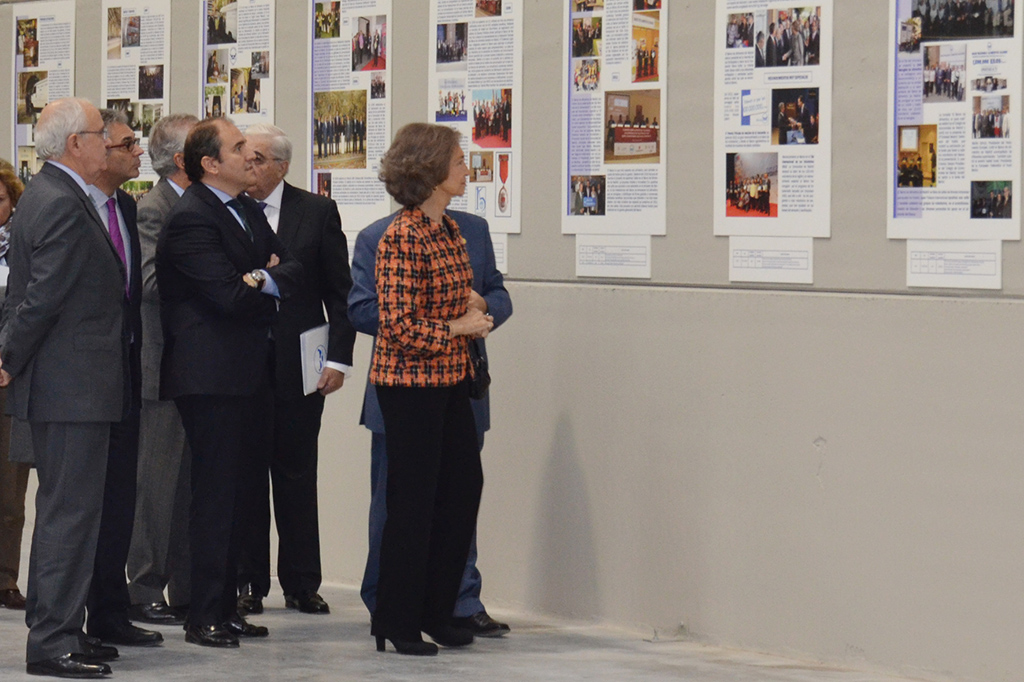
175 387 266 628
86 408 140 630
237 390 325 597
371 380 483 641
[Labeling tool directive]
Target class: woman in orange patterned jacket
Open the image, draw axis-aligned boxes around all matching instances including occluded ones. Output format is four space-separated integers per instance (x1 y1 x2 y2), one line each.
369 123 494 656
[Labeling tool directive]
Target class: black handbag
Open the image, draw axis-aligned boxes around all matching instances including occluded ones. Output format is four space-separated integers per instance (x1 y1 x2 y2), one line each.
468 338 490 400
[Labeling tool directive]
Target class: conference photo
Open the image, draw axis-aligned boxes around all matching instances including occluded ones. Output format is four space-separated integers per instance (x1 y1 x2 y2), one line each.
725 152 779 217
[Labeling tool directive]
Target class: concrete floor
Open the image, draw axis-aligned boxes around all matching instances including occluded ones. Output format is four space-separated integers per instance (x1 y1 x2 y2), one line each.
0 585 921 682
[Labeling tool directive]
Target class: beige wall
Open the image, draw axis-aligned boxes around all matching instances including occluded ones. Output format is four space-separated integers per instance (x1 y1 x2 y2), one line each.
3 1 1024 680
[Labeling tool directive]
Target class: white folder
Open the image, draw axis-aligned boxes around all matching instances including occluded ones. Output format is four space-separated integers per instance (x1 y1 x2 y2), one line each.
299 323 330 395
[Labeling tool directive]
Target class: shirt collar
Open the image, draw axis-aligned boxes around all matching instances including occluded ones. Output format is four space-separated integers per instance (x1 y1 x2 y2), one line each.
259 181 285 210
168 178 186 197
46 160 91 196
87 185 116 208
203 182 236 204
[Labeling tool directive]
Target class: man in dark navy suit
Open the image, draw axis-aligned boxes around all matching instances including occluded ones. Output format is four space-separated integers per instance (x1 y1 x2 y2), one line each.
349 209 513 637
156 118 302 648
84 109 165 650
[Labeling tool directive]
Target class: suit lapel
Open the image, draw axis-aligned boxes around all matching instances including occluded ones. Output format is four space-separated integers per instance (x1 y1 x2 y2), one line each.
194 183 259 262
44 164 126 274
276 183 303 246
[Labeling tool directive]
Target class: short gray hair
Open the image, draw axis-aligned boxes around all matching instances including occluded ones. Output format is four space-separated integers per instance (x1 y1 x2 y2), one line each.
100 108 129 128
149 114 199 178
34 98 91 161
245 123 292 163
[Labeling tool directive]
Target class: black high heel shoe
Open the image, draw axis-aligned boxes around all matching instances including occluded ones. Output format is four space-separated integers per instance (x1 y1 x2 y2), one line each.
375 635 438 656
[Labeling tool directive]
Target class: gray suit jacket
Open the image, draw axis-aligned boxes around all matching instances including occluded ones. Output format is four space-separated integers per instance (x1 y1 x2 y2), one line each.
0 162 128 422
136 177 179 401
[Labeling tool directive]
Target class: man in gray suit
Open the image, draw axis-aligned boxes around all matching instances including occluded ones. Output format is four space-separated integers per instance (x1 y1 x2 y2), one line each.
0 97 125 678
126 114 198 627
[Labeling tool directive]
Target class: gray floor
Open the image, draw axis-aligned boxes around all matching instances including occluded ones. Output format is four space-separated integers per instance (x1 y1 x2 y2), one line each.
0 585 918 681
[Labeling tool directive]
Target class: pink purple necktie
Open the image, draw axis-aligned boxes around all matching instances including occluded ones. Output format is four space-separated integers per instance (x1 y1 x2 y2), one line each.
106 197 129 297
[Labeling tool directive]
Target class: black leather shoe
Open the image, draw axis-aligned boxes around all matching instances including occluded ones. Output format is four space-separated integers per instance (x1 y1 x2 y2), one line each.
284 591 330 614
184 624 239 648
223 613 269 638
236 585 263 615
452 610 511 638
89 621 163 647
129 602 185 626
26 653 111 678
0 587 26 609
423 624 474 647
79 638 118 663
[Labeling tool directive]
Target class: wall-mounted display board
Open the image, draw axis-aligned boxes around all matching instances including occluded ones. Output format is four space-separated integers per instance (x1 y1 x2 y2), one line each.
200 0 275 126
10 0 75 184
8 0 1024 295
101 0 171 199
309 0 392 235
887 0 1021 290
714 1 833 285
561 0 668 280
427 0 523 274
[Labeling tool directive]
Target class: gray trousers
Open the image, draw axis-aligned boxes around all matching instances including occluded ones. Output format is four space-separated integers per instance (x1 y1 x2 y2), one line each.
25 421 109 663
127 398 191 606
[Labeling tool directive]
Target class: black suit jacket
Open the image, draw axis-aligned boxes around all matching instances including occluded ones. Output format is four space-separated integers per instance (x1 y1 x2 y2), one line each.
155 182 302 399
115 188 144 415
271 182 356 401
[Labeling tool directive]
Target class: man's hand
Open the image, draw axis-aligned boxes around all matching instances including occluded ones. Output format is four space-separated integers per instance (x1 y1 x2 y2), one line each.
266 253 280 268
317 367 345 396
242 273 258 288
468 290 487 313
0 367 11 388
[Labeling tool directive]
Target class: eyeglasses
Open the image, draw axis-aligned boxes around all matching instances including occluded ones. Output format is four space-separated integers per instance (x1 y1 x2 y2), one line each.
107 137 140 152
251 153 283 166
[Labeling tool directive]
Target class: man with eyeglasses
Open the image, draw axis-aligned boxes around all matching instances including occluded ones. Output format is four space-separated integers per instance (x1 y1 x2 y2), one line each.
235 124 355 616
0 98 130 678
81 109 164 652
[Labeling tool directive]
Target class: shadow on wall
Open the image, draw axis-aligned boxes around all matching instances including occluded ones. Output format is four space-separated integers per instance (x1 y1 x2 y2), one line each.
528 415 600 619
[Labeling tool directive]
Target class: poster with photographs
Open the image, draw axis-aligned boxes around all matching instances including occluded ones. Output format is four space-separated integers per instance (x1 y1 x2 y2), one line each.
561 0 668 237
713 1 833 239
309 0 392 235
12 0 76 184
202 0 275 127
102 0 170 189
887 0 1022 241
428 0 523 235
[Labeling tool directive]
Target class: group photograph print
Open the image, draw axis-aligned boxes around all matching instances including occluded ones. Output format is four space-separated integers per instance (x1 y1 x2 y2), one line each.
725 152 780 218
914 0 1015 42
754 6 823 68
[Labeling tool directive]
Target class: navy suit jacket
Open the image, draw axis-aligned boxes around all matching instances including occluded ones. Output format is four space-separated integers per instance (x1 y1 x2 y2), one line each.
155 182 302 399
348 209 512 437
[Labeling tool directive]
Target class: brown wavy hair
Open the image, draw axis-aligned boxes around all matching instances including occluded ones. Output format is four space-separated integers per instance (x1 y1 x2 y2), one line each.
0 168 25 208
378 123 461 207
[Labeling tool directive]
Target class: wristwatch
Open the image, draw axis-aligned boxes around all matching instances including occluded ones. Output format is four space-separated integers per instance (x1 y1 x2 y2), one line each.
249 269 266 290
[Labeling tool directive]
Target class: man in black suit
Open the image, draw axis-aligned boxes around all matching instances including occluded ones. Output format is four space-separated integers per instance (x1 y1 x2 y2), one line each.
85 109 164 649
0 98 124 678
156 118 302 648
126 114 198 627
766 23 779 67
235 124 355 616
755 31 766 67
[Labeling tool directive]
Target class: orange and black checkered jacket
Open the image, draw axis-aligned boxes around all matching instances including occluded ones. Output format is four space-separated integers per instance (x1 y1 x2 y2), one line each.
369 207 473 387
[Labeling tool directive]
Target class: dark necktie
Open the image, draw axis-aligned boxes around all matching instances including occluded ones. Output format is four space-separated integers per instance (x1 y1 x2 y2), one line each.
106 198 129 296
226 198 254 241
